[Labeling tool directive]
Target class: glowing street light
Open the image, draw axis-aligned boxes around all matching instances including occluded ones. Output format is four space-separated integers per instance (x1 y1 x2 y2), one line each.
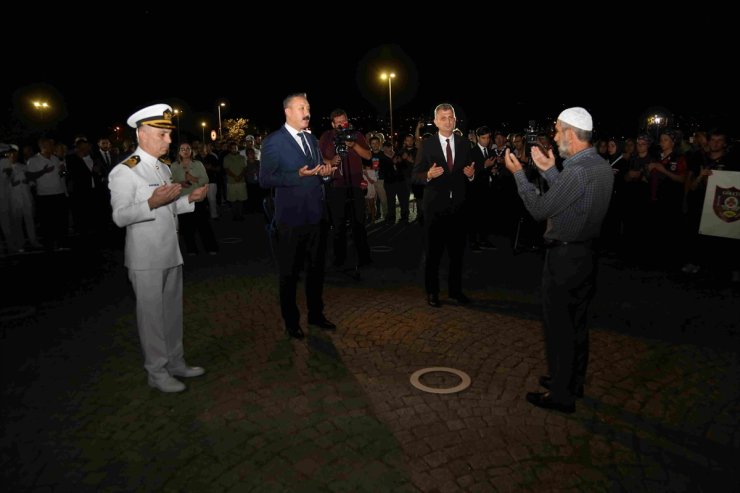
201 122 207 144
173 109 182 143
649 114 666 142
380 72 396 146
32 100 51 122
217 102 226 139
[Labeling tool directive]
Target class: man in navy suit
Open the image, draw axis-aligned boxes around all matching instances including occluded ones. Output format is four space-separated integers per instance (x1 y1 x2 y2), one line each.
260 93 337 339
413 103 476 307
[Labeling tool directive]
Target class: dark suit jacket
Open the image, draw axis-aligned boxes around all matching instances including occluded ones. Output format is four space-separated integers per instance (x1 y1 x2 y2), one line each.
91 149 114 182
259 126 325 227
66 154 102 196
413 134 472 215
469 145 493 193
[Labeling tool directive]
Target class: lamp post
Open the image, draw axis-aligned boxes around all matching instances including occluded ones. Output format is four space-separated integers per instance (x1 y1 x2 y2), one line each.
217 102 226 139
201 122 206 144
32 100 50 123
173 109 182 143
380 72 396 146
653 115 662 142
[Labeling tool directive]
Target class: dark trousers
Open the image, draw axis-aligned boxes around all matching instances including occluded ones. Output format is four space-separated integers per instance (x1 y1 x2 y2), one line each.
180 201 219 254
411 184 425 222
277 222 327 327
541 243 596 404
36 193 68 250
327 187 371 265
424 209 466 295
467 184 491 243
384 181 410 221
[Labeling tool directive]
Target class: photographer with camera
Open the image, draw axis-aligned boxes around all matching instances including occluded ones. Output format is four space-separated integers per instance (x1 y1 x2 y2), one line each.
319 109 373 268
413 103 476 308
504 107 612 413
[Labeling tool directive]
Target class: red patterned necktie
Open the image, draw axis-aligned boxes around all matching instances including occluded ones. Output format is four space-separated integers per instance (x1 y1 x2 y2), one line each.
446 138 453 170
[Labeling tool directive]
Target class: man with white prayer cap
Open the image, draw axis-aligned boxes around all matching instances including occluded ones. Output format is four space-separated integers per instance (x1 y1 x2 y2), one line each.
504 106 612 413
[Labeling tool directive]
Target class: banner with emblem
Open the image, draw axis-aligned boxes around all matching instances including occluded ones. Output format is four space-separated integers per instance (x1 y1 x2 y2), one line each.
699 170 740 239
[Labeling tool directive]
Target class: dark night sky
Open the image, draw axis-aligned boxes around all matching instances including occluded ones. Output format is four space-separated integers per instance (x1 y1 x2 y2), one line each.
5 8 737 144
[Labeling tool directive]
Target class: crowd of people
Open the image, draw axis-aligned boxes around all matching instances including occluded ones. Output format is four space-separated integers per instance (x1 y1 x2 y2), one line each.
2 113 738 279
2 100 738 410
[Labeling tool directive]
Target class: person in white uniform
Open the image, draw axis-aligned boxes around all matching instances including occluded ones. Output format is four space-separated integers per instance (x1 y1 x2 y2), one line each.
109 104 209 393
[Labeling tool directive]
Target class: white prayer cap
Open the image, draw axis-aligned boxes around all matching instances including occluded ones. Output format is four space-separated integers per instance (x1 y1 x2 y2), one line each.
557 107 593 132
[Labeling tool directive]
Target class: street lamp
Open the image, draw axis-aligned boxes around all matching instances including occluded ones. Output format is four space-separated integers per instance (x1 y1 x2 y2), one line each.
651 114 664 142
201 122 206 144
380 72 396 146
173 109 182 143
32 100 50 122
217 102 226 139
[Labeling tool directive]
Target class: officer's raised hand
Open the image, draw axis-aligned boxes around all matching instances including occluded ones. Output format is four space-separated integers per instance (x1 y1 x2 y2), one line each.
148 183 182 209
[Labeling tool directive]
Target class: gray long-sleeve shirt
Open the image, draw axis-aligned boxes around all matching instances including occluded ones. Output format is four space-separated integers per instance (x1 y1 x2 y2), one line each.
513 147 613 242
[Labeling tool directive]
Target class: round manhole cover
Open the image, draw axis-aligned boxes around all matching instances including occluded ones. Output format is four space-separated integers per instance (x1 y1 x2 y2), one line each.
410 367 471 394
370 245 393 253
219 237 243 244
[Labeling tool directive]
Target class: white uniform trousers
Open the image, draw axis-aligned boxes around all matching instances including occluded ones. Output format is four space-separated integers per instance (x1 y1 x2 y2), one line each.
128 265 185 378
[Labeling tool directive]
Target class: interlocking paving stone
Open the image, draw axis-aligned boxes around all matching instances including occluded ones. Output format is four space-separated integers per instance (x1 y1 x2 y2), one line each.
2 215 738 491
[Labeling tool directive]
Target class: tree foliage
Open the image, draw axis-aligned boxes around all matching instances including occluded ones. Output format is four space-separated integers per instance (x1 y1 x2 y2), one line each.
222 118 247 143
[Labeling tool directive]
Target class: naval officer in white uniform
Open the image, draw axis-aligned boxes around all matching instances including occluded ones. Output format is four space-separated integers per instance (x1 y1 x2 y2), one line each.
109 103 208 393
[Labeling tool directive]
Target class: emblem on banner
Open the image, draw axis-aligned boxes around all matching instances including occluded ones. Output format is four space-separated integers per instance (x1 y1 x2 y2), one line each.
713 186 740 223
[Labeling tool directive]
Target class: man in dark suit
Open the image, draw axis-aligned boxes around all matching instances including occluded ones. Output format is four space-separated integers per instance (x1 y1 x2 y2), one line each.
91 137 116 237
413 103 476 307
468 126 497 252
259 93 336 339
66 138 103 237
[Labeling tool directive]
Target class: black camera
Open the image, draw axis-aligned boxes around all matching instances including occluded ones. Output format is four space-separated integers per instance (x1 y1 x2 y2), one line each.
334 123 356 155
525 120 540 149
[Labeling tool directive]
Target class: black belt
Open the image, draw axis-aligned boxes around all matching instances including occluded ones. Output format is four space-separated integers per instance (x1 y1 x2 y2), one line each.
544 239 592 249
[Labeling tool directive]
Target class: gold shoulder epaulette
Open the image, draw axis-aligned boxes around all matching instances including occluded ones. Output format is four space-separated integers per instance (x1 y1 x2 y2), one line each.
124 155 140 168
159 157 172 165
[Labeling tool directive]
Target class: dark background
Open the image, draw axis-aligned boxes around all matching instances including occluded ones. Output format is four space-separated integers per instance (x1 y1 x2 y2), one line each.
4 7 737 144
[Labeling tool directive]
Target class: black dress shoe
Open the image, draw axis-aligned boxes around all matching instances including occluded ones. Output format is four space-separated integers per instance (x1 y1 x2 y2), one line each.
449 292 471 304
285 325 305 340
525 391 575 413
426 293 440 307
307 315 336 330
539 375 584 398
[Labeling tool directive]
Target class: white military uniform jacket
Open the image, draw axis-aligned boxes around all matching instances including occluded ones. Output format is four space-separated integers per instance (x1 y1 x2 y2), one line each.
109 147 194 270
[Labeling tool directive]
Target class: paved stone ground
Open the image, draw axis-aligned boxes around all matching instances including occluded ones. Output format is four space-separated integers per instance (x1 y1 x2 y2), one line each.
1 210 739 492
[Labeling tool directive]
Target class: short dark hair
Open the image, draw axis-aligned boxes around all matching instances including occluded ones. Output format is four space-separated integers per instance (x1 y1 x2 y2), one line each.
476 126 491 137
330 108 347 120
283 92 307 109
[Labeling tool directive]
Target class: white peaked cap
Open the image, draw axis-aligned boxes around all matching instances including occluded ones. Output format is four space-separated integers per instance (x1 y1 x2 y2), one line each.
127 104 175 129
557 107 593 132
